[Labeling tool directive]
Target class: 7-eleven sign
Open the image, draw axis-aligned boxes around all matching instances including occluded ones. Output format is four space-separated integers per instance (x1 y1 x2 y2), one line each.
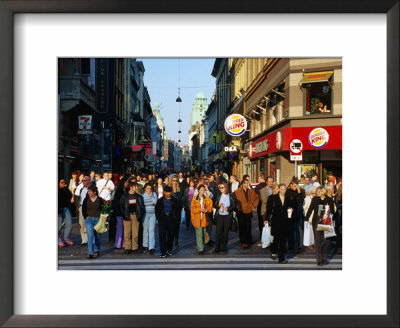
78 115 92 130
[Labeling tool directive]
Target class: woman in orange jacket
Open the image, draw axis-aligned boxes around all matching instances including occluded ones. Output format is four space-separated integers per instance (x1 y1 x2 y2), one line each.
190 184 213 254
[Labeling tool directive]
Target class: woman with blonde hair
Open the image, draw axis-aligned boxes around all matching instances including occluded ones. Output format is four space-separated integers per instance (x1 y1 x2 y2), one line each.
190 184 213 255
305 186 335 266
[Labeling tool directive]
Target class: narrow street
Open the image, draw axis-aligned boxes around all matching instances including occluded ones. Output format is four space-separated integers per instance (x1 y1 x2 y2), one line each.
58 210 342 270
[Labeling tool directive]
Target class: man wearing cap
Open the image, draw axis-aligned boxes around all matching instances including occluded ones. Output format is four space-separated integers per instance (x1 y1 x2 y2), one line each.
155 185 180 257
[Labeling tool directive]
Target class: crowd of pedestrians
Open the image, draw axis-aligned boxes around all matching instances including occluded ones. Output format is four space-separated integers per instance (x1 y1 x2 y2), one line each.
58 169 342 266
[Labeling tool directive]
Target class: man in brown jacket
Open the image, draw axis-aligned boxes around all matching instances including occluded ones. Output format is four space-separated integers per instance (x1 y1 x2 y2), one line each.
234 179 259 248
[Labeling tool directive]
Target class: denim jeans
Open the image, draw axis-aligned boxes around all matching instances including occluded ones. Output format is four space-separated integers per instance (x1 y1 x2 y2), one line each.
58 207 72 242
142 213 156 249
84 216 101 255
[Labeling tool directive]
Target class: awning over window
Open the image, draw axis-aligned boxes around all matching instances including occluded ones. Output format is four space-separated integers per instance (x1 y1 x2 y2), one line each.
300 71 333 84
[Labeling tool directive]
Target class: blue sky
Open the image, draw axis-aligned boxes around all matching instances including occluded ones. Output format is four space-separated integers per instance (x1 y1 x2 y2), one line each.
138 58 216 145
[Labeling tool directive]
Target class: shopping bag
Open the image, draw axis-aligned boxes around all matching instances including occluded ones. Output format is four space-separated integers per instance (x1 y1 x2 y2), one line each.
317 205 333 231
324 215 336 238
180 208 185 224
303 222 314 246
94 214 108 233
316 224 332 232
261 223 271 248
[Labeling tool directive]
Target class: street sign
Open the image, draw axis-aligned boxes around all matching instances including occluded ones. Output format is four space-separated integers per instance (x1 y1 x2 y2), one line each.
291 154 303 161
78 115 92 130
290 139 303 155
224 114 247 137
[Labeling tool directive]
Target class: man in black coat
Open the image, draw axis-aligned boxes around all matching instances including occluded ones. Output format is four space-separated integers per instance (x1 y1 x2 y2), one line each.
155 186 180 257
120 181 145 254
286 178 306 254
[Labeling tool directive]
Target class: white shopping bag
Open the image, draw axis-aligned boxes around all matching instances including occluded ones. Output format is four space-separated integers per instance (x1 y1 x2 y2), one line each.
324 215 336 238
303 222 314 246
261 223 271 248
180 208 185 224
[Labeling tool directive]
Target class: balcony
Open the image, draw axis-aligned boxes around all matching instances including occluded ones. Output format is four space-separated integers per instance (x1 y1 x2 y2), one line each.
59 76 96 112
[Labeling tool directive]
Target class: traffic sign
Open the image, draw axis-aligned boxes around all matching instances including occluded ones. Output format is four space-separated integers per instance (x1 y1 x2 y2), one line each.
290 139 303 155
290 154 303 161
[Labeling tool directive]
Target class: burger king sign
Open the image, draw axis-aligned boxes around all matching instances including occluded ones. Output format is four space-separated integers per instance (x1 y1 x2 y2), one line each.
309 127 330 148
224 114 247 137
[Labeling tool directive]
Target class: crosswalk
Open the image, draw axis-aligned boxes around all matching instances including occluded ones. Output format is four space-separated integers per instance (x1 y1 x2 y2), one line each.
58 255 342 270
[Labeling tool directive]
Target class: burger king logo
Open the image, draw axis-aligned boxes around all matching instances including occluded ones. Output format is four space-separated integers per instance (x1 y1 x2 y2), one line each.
224 114 247 137
309 128 329 148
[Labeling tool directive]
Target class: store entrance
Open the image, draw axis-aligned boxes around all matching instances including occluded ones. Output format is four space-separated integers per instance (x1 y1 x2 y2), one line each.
322 160 342 184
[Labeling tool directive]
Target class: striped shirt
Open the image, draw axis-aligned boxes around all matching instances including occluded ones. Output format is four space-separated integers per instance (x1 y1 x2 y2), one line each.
142 192 157 214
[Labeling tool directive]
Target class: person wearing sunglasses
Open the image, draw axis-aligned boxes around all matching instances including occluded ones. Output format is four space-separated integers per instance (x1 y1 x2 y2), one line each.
213 182 236 254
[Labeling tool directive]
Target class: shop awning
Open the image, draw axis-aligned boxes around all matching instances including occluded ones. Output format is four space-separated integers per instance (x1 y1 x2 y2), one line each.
300 71 333 84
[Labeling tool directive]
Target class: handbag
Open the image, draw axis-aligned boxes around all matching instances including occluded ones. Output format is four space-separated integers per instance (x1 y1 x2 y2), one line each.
230 216 238 233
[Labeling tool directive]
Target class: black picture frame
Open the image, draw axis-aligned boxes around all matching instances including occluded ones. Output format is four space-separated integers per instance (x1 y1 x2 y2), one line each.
0 1 398 327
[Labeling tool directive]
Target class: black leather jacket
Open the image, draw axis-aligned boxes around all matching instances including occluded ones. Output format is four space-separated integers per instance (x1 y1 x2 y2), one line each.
120 191 145 221
213 193 236 216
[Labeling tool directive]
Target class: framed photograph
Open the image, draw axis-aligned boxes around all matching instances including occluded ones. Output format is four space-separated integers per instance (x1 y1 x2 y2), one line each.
0 1 398 327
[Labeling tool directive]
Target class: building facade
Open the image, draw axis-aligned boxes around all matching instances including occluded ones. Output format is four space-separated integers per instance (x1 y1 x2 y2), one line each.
239 58 342 184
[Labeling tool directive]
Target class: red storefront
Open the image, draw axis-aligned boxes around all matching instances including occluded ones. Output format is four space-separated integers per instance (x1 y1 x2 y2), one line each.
248 126 342 183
